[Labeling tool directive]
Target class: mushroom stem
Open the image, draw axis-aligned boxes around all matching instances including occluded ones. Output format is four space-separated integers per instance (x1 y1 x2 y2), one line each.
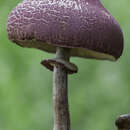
53 47 71 130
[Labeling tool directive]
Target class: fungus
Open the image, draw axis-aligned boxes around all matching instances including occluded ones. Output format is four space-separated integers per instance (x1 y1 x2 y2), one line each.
7 0 124 129
115 114 130 130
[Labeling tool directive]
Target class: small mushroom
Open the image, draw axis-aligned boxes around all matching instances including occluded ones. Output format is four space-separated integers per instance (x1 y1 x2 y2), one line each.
7 0 124 129
115 114 130 130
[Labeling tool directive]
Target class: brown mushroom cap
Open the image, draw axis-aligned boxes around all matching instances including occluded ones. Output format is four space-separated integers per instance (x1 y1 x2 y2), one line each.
7 0 123 61
115 114 130 130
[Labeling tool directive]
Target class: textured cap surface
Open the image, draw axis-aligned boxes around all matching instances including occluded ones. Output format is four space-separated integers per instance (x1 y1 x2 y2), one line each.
7 0 123 60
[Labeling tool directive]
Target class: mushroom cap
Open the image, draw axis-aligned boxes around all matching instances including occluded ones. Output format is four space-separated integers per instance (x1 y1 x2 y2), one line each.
115 114 130 129
7 0 123 61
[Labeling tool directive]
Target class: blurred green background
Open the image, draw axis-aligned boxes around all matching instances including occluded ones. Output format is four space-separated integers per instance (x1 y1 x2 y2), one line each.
0 0 130 130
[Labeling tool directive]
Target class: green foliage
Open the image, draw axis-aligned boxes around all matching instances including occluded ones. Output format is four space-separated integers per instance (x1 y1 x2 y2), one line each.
0 0 130 130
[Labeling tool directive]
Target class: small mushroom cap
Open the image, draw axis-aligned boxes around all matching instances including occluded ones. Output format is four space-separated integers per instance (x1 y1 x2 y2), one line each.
7 0 123 61
115 114 130 130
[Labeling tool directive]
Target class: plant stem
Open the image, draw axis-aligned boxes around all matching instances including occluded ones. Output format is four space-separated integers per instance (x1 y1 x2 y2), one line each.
53 47 70 130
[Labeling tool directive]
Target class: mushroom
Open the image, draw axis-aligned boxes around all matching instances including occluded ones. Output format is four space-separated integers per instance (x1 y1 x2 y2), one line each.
7 0 123 129
115 114 130 130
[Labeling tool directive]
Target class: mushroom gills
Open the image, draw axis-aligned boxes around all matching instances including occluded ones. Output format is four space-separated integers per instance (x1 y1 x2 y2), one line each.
14 39 116 61
71 47 116 61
